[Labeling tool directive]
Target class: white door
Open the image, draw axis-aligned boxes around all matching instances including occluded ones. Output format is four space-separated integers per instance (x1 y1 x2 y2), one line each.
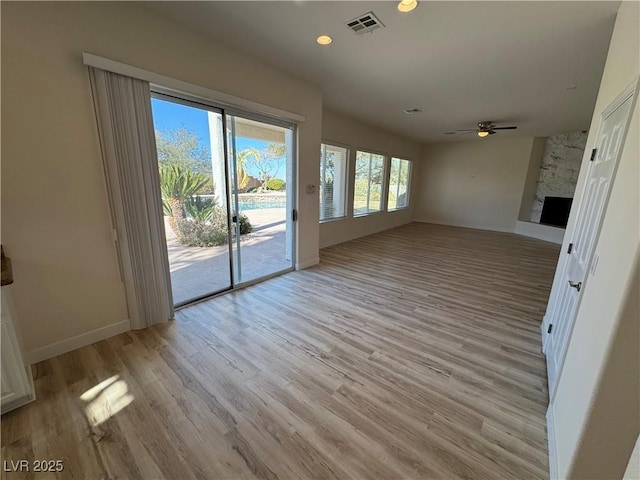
545 83 637 398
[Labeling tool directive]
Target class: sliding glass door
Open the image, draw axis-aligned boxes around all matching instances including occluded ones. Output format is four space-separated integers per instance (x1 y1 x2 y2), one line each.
227 115 294 285
150 96 232 305
150 94 294 306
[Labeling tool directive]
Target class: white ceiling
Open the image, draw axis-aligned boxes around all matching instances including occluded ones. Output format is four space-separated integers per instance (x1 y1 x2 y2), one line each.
148 1 620 143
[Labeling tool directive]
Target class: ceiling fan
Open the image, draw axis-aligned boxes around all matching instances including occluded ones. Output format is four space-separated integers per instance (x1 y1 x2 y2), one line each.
444 121 518 138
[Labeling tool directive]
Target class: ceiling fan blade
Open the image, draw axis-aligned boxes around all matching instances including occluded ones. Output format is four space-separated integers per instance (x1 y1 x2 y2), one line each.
460 131 473 135
488 130 496 135
456 129 477 132
492 126 518 130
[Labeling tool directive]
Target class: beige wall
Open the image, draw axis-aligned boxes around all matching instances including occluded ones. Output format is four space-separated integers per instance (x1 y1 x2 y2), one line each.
415 137 536 232
320 109 422 248
548 2 640 478
1 2 322 355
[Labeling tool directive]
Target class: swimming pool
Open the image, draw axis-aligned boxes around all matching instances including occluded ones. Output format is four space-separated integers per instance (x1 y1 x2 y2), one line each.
237 194 287 210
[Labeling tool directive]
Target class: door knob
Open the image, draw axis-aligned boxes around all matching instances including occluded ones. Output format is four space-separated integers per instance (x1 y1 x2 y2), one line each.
568 280 582 292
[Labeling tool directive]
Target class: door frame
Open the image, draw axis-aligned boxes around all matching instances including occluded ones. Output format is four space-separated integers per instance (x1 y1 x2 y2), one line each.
151 87 298 307
224 110 297 288
542 76 639 400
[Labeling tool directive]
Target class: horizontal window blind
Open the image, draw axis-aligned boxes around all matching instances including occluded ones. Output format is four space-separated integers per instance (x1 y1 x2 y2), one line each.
320 144 348 221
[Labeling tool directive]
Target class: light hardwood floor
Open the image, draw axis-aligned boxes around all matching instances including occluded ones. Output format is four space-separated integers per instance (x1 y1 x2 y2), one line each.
1 223 560 479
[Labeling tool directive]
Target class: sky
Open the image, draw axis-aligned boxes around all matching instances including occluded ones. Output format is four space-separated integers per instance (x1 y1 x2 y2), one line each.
151 98 285 180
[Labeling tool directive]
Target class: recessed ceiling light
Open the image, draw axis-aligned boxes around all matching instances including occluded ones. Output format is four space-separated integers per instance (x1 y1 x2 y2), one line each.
316 35 333 45
397 0 418 13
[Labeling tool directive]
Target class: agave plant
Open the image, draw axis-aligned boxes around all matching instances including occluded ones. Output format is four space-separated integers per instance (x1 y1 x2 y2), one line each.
159 165 212 233
184 196 216 222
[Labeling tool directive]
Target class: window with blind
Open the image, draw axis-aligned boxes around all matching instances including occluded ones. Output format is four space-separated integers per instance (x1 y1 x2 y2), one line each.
387 157 411 211
319 143 348 222
354 150 385 216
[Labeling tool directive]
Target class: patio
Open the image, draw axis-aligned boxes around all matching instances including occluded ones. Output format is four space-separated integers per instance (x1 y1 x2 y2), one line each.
165 207 290 305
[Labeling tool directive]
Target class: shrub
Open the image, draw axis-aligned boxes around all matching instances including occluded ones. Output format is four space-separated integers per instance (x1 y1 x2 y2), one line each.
266 178 286 191
238 212 252 235
176 217 228 247
174 206 252 247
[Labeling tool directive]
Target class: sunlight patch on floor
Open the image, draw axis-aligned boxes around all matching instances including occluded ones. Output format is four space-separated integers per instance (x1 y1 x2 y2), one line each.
80 375 134 426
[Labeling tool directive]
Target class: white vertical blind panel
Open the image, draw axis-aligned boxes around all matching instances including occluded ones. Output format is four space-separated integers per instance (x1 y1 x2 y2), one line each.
89 68 174 329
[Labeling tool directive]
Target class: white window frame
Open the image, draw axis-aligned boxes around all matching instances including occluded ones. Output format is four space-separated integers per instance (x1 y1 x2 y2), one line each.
387 157 412 211
353 149 387 217
319 142 349 223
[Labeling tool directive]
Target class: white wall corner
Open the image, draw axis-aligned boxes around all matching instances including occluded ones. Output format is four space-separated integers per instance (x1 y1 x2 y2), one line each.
547 403 561 480
26 319 131 365
295 257 320 270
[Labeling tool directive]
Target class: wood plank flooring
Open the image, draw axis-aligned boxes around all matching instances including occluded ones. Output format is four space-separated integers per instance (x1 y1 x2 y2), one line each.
1 223 560 479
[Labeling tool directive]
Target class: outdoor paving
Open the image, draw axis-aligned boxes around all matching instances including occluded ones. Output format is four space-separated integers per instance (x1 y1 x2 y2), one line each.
166 208 290 305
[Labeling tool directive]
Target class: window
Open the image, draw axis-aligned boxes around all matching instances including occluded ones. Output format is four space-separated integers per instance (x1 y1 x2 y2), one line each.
387 157 411 211
320 144 348 221
354 150 385 216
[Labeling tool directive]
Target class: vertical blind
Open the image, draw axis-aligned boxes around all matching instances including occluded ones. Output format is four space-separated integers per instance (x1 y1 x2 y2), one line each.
89 67 174 329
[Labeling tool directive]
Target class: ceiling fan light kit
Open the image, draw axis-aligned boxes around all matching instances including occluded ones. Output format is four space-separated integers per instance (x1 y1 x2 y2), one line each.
446 121 518 138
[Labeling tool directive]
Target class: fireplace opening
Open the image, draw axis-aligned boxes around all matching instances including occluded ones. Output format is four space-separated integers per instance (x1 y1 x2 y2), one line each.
540 196 573 228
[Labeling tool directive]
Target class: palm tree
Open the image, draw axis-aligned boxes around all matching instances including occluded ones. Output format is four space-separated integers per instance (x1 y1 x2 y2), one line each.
159 165 211 234
236 148 259 191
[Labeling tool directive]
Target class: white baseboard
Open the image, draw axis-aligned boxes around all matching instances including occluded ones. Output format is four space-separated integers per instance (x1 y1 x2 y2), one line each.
26 319 131 365
295 257 320 270
319 239 339 249
320 219 413 249
515 220 565 244
547 403 560 480
412 218 514 234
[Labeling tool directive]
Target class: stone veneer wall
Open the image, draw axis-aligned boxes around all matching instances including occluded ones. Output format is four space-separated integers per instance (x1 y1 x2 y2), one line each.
530 131 588 223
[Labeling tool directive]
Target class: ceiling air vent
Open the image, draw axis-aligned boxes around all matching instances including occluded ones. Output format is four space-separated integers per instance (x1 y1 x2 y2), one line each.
403 108 423 115
346 12 385 35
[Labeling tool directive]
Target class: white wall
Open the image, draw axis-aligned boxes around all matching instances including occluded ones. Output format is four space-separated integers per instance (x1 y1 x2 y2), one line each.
623 436 640 480
320 110 422 248
547 2 640 478
1 2 322 358
415 137 536 232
